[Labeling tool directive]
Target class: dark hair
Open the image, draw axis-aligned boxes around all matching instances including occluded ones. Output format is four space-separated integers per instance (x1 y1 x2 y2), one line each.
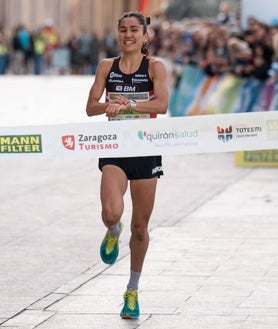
118 11 151 55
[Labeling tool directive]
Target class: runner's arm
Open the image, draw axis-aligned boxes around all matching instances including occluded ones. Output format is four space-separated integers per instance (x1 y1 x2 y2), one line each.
85 59 110 117
132 58 169 115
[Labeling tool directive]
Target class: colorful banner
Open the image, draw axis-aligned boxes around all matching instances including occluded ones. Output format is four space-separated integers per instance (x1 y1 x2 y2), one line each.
169 64 278 117
0 112 277 159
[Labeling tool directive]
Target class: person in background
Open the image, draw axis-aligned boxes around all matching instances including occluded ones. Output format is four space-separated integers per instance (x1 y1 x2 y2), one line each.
67 34 83 74
78 27 92 74
89 31 101 74
32 27 45 75
268 62 278 110
103 28 119 57
12 24 31 74
85 11 169 319
217 1 234 25
270 21 278 62
41 18 59 73
0 24 9 74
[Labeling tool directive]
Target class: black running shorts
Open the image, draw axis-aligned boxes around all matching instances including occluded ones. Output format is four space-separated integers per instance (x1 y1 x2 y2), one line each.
98 156 163 180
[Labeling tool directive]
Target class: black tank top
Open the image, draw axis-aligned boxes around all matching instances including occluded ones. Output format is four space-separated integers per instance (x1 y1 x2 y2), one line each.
105 56 155 120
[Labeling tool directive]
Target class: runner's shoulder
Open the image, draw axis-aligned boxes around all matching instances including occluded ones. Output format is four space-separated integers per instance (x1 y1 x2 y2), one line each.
148 56 167 76
97 57 117 74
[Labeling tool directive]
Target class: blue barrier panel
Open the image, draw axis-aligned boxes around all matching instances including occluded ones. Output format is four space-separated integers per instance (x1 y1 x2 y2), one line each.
169 65 205 116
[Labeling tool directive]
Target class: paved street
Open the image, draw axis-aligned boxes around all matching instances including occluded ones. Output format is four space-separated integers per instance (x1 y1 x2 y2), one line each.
0 77 277 328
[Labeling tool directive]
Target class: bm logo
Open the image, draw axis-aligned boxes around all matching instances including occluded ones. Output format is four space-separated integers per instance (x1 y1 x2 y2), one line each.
115 85 136 92
217 125 233 143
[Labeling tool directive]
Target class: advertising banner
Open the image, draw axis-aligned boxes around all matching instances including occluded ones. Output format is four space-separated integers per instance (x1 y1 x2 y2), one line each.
0 112 277 159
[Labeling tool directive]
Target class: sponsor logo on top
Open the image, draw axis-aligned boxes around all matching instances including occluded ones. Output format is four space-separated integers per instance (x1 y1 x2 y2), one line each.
217 126 233 143
62 135 75 150
0 134 42 153
61 133 119 151
217 124 263 143
137 127 199 147
115 85 136 92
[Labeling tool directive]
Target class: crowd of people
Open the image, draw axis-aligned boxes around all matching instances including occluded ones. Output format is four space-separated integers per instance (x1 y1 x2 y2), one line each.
0 18 59 75
0 18 116 75
0 2 278 81
150 5 278 85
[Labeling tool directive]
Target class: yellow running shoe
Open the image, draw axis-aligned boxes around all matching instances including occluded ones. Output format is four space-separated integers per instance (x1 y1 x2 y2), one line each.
120 289 140 319
100 222 123 264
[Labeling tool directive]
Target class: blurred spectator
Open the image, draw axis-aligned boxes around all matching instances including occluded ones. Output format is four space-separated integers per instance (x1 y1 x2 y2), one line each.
246 16 258 32
103 28 119 57
228 33 273 112
201 26 230 76
190 29 207 66
89 31 101 74
41 18 59 73
227 37 253 77
67 34 82 74
78 27 92 74
11 25 24 74
0 24 9 74
268 62 278 110
31 27 45 74
151 26 163 56
252 21 272 46
252 41 273 80
12 24 32 74
270 21 278 60
241 29 256 51
217 1 235 25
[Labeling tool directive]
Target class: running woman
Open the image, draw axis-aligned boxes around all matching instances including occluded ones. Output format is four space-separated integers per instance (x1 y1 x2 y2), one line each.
85 11 169 319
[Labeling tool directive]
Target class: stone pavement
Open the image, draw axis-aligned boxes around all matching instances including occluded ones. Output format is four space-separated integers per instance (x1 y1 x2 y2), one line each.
0 77 278 328
1 153 277 329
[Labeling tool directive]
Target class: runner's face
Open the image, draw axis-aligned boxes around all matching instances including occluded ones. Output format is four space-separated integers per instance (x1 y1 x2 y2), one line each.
118 17 145 53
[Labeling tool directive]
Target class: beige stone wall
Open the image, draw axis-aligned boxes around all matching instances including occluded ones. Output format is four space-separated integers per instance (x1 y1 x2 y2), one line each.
0 0 164 43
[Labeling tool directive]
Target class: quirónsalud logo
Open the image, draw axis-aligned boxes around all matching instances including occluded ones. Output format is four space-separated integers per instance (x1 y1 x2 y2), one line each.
138 129 198 142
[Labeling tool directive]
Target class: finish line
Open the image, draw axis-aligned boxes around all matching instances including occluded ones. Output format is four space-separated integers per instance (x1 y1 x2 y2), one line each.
0 112 277 159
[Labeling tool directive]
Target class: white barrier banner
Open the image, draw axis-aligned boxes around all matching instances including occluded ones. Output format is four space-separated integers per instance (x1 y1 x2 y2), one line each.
0 112 277 159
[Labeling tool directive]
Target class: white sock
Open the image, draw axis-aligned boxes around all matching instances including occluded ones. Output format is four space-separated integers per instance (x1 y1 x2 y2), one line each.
109 222 120 237
127 270 141 291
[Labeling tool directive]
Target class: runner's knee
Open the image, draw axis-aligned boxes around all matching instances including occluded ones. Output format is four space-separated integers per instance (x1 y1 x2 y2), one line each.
102 208 122 227
131 222 148 241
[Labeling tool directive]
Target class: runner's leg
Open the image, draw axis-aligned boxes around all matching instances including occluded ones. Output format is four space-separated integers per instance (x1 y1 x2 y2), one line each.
100 165 128 228
129 177 158 273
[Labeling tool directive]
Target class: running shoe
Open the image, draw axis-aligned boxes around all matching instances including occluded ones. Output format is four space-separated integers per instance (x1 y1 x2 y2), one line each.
100 222 123 264
120 289 140 319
